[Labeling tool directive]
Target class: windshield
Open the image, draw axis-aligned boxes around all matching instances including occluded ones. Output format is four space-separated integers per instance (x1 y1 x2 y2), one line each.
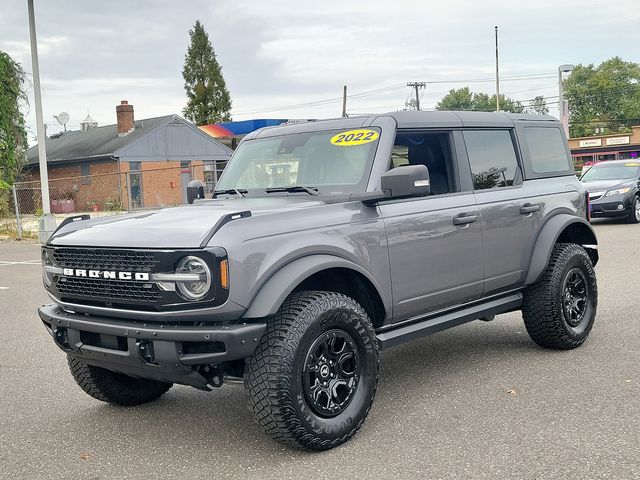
581 162 640 182
215 128 381 195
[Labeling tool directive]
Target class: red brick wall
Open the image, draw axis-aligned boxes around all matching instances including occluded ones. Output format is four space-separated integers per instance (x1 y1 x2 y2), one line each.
23 161 121 212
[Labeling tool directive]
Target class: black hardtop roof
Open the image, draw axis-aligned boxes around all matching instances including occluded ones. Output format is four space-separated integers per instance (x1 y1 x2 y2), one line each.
244 111 559 140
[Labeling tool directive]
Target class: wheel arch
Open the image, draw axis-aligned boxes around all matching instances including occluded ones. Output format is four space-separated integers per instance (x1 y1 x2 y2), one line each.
242 255 388 328
525 214 598 285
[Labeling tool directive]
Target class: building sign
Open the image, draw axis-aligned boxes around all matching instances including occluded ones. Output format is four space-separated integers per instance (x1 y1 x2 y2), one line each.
579 138 602 148
606 136 630 146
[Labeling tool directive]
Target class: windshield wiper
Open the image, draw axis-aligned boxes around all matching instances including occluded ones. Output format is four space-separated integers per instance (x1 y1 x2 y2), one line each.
213 188 247 197
265 186 319 196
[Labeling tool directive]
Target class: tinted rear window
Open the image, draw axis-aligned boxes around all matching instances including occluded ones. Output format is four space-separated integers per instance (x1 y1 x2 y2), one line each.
525 127 571 174
464 130 520 190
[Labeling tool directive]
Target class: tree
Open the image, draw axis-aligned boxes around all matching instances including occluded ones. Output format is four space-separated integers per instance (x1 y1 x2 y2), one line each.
436 87 524 113
564 57 640 137
526 95 549 115
182 20 232 125
0 51 28 189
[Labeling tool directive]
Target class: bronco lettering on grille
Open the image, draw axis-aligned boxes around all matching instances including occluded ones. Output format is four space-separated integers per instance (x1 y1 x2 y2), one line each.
61 268 149 281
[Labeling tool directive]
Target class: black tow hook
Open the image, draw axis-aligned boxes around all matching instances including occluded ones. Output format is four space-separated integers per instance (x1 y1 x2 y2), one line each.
200 365 224 388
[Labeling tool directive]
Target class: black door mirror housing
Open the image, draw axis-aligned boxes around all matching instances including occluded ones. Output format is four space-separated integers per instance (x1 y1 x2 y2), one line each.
381 165 430 199
357 165 430 206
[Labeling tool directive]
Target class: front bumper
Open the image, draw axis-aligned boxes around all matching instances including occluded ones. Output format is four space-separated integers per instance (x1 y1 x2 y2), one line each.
590 194 632 218
38 304 266 389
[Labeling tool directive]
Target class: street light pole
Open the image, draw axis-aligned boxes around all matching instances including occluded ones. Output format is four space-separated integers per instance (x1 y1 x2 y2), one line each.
558 64 574 137
27 0 56 241
495 26 500 112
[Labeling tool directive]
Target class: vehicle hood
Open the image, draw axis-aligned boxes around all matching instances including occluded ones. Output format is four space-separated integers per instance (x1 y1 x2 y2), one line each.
581 179 634 193
48 197 327 248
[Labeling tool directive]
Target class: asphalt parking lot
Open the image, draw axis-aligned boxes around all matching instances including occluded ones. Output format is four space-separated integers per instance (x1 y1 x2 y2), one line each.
0 220 638 480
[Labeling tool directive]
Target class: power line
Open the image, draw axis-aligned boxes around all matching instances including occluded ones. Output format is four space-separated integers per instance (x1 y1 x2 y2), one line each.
230 71 559 116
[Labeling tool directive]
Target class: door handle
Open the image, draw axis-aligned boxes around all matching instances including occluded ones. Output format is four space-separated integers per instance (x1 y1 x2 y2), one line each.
519 204 540 215
453 214 478 226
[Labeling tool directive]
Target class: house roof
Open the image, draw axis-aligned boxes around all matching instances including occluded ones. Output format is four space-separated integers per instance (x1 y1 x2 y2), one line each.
26 114 231 165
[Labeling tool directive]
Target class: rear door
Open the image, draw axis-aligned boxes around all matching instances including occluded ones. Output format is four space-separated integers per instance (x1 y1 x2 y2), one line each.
462 129 542 294
380 130 484 322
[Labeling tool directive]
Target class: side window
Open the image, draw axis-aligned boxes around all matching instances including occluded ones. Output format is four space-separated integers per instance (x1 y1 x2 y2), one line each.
80 164 91 185
464 130 520 190
525 127 572 174
390 132 456 195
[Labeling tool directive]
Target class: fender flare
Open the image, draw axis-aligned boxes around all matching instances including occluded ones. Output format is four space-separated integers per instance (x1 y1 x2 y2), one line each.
242 254 386 319
524 214 598 285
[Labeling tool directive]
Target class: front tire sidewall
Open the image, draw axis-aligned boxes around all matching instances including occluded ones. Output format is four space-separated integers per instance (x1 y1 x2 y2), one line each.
290 307 377 442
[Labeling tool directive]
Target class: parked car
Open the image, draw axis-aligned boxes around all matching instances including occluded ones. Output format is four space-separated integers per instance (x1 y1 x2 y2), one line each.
580 159 640 223
39 111 598 450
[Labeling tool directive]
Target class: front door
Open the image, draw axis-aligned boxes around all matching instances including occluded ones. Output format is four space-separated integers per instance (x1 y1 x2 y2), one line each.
380 130 484 322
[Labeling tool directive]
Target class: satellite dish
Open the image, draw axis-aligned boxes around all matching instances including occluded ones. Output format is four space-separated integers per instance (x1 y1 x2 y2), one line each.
54 112 70 131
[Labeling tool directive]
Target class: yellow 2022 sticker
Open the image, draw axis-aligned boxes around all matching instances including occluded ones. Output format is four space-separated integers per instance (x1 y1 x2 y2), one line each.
625 162 640 167
330 129 379 147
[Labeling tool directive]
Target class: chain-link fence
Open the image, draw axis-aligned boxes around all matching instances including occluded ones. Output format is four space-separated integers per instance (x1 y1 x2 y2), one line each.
2 161 226 239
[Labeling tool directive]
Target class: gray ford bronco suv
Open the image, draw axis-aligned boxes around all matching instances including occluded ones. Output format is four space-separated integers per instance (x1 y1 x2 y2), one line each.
39 111 598 450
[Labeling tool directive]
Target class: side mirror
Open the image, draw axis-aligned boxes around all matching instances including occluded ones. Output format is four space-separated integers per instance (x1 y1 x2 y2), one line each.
187 179 205 204
381 164 430 199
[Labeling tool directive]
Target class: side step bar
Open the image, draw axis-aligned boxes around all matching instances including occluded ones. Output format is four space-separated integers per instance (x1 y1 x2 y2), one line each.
376 292 523 350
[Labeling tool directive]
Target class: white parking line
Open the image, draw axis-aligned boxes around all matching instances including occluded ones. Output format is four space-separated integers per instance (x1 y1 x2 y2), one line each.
0 260 41 266
0 287 9 290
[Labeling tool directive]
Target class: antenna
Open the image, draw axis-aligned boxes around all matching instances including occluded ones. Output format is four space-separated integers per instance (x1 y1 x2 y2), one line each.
53 112 69 131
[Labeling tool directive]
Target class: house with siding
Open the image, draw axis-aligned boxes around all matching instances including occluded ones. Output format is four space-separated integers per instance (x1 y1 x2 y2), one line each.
24 101 232 211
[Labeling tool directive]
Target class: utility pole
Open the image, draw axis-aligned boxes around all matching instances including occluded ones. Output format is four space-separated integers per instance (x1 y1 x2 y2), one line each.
407 82 426 111
342 85 347 117
495 26 500 112
27 0 56 241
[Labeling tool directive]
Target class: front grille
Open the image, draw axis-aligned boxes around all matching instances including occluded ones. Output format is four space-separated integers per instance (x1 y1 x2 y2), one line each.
57 277 162 304
52 248 159 272
50 247 163 309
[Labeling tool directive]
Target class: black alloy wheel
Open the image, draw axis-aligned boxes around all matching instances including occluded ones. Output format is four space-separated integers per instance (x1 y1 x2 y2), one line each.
562 268 588 327
303 329 361 417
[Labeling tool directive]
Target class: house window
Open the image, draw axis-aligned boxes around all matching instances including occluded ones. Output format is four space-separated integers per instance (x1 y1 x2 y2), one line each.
80 164 91 185
129 162 143 208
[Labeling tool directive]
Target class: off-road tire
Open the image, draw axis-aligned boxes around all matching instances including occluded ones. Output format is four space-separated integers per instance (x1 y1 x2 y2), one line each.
245 291 379 450
522 243 597 349
626 195 640 224
68 356 172 406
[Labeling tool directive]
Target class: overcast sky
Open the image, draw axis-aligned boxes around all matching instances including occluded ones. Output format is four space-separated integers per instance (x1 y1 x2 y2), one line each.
2 0 639 140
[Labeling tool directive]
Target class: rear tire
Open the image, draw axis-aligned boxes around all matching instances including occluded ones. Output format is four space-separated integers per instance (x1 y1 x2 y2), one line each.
245 291 379 450
522 243 597 349
67 356 172 406
626 195 640 224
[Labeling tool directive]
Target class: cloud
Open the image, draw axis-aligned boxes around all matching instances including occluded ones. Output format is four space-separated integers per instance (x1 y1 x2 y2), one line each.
1 0 638 140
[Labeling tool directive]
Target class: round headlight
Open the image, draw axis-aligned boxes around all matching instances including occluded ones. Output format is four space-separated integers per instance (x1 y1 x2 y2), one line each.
175 256 211 301
42 249 55 287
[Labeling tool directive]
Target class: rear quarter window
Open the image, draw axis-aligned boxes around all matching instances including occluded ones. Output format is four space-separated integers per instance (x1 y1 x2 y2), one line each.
525 127 572 175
